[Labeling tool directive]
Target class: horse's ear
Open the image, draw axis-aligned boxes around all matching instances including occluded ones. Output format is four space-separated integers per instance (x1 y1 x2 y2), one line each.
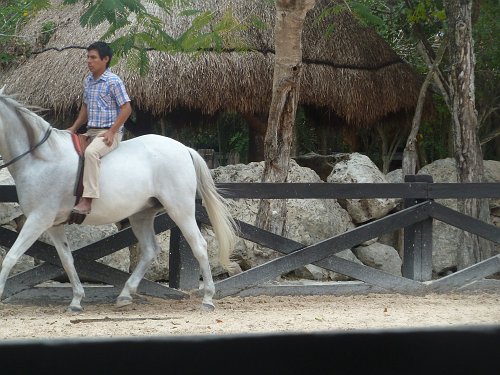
0 85 5 94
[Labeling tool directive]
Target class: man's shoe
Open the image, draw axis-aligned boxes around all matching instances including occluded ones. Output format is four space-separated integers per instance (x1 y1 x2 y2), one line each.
72 198 92 215
71 206 91 215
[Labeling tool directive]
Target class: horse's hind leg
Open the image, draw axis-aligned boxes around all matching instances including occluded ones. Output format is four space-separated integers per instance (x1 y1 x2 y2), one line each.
116 209 159 307
45 226 85 313
166 207 215 311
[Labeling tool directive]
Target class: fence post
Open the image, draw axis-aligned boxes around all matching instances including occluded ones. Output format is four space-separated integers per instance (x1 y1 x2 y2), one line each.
197 149 215 168
402 174 433 281
169 223 200 291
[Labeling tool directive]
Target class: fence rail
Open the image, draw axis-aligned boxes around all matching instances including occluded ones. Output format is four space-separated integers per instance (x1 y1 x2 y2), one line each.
1 176 499 301
2 182 500 202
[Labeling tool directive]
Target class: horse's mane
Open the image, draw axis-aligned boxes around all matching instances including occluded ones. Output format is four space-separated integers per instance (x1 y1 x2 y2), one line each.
0 87 61 157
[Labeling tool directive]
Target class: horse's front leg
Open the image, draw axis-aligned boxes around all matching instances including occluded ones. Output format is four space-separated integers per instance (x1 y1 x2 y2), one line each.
45 226 85 313
0 214 51 300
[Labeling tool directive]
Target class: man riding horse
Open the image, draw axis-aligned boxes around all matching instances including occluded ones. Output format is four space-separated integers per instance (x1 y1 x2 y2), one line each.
68 41 132 215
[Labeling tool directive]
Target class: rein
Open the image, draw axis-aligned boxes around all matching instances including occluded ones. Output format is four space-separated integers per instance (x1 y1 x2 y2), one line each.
0 126 52 170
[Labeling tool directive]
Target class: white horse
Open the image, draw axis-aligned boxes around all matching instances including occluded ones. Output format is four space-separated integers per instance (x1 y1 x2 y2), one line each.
0 89 237 312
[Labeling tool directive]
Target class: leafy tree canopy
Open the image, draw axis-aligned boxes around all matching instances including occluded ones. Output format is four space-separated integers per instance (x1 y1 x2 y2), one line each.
2 0 250 73
0 0 51 64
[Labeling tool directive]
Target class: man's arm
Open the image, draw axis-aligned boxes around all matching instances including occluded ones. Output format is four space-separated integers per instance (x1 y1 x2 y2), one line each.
67 103 88 133
110 102 132 134
101 102 132 146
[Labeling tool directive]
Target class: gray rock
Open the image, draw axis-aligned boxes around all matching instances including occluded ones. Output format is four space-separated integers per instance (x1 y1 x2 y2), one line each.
417 158 500 274
385 169 403 183
327 153 399 223
210 160 355 280
353 242 402 276
292 249 364 281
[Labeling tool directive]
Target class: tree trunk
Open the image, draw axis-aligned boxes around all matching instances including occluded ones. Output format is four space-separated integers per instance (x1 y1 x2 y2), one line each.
444 0 493 268
403 38 447 177
378 126 404 174
377 127 390 174
256 0 315 234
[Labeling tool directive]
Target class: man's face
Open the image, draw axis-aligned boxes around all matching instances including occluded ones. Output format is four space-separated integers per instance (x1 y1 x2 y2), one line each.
87 49 109 76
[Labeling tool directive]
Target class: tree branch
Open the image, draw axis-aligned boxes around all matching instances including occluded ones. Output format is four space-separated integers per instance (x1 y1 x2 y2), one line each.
416 41 451 109
480 129 500 146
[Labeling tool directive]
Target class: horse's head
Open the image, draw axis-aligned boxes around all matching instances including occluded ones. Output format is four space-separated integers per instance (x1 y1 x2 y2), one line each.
0 88 55 166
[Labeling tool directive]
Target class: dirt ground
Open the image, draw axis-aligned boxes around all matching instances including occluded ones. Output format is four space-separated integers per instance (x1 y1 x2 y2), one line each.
1 290 499 340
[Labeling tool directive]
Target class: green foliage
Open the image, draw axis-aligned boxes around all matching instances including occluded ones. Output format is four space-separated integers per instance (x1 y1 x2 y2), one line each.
248 14 268 31
166 112 248 164
418 95 451 161
295 107 318 154
0 0 51 64
406 0 445 25
316 1 384 37
347 1 385 27
474 0 500 160
474 0 499 78
0 0 51 34
39 20 55 45
61 0 248 74
178 122 217 149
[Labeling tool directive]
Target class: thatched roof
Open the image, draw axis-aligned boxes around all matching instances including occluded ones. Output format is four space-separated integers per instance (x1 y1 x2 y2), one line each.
1 0 422 126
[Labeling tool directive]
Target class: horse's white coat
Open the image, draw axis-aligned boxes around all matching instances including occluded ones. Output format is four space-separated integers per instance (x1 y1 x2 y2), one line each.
0 91 237 311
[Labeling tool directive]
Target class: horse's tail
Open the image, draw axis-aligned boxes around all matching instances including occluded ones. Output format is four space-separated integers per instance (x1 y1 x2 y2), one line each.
188 148 237 270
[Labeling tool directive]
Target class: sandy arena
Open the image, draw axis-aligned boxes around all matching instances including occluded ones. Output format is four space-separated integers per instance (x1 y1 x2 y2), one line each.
1 290 499 340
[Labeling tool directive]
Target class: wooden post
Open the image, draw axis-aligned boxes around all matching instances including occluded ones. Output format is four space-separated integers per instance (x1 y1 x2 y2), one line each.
169 226 200 291
402 175 433 281
0 185 18 202
197 149 215 169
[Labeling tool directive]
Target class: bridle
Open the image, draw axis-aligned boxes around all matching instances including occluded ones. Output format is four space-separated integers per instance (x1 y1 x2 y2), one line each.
0 126 52 170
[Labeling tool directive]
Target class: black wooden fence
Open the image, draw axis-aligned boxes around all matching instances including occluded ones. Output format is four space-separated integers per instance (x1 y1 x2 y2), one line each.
0 175 499 301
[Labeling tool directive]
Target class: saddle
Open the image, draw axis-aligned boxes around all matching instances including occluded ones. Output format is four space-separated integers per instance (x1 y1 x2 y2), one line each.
67 133 91 225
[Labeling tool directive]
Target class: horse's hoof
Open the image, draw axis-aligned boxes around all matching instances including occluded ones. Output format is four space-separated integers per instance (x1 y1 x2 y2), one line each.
68 305 83 314
116 296 133 308
201 302 215 311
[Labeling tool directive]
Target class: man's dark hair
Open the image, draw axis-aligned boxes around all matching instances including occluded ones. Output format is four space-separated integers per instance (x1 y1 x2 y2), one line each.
87 41 113 68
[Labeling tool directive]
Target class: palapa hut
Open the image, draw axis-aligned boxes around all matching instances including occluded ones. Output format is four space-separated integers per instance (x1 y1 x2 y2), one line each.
1 0 423 163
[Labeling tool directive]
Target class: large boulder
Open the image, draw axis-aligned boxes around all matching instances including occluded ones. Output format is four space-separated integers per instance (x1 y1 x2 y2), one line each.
126 160 357 282
210 160 356 280
385 169 404 183
382 159 500 276
353 242 402 276
417 158 500 275
327 153 399 223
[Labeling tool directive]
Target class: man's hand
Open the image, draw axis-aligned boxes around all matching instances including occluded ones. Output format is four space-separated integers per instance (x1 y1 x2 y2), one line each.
100 129 117 147
68 103 88 133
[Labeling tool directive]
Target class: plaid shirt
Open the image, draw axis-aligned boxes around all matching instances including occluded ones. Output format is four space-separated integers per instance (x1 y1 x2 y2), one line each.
83 69 130 129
